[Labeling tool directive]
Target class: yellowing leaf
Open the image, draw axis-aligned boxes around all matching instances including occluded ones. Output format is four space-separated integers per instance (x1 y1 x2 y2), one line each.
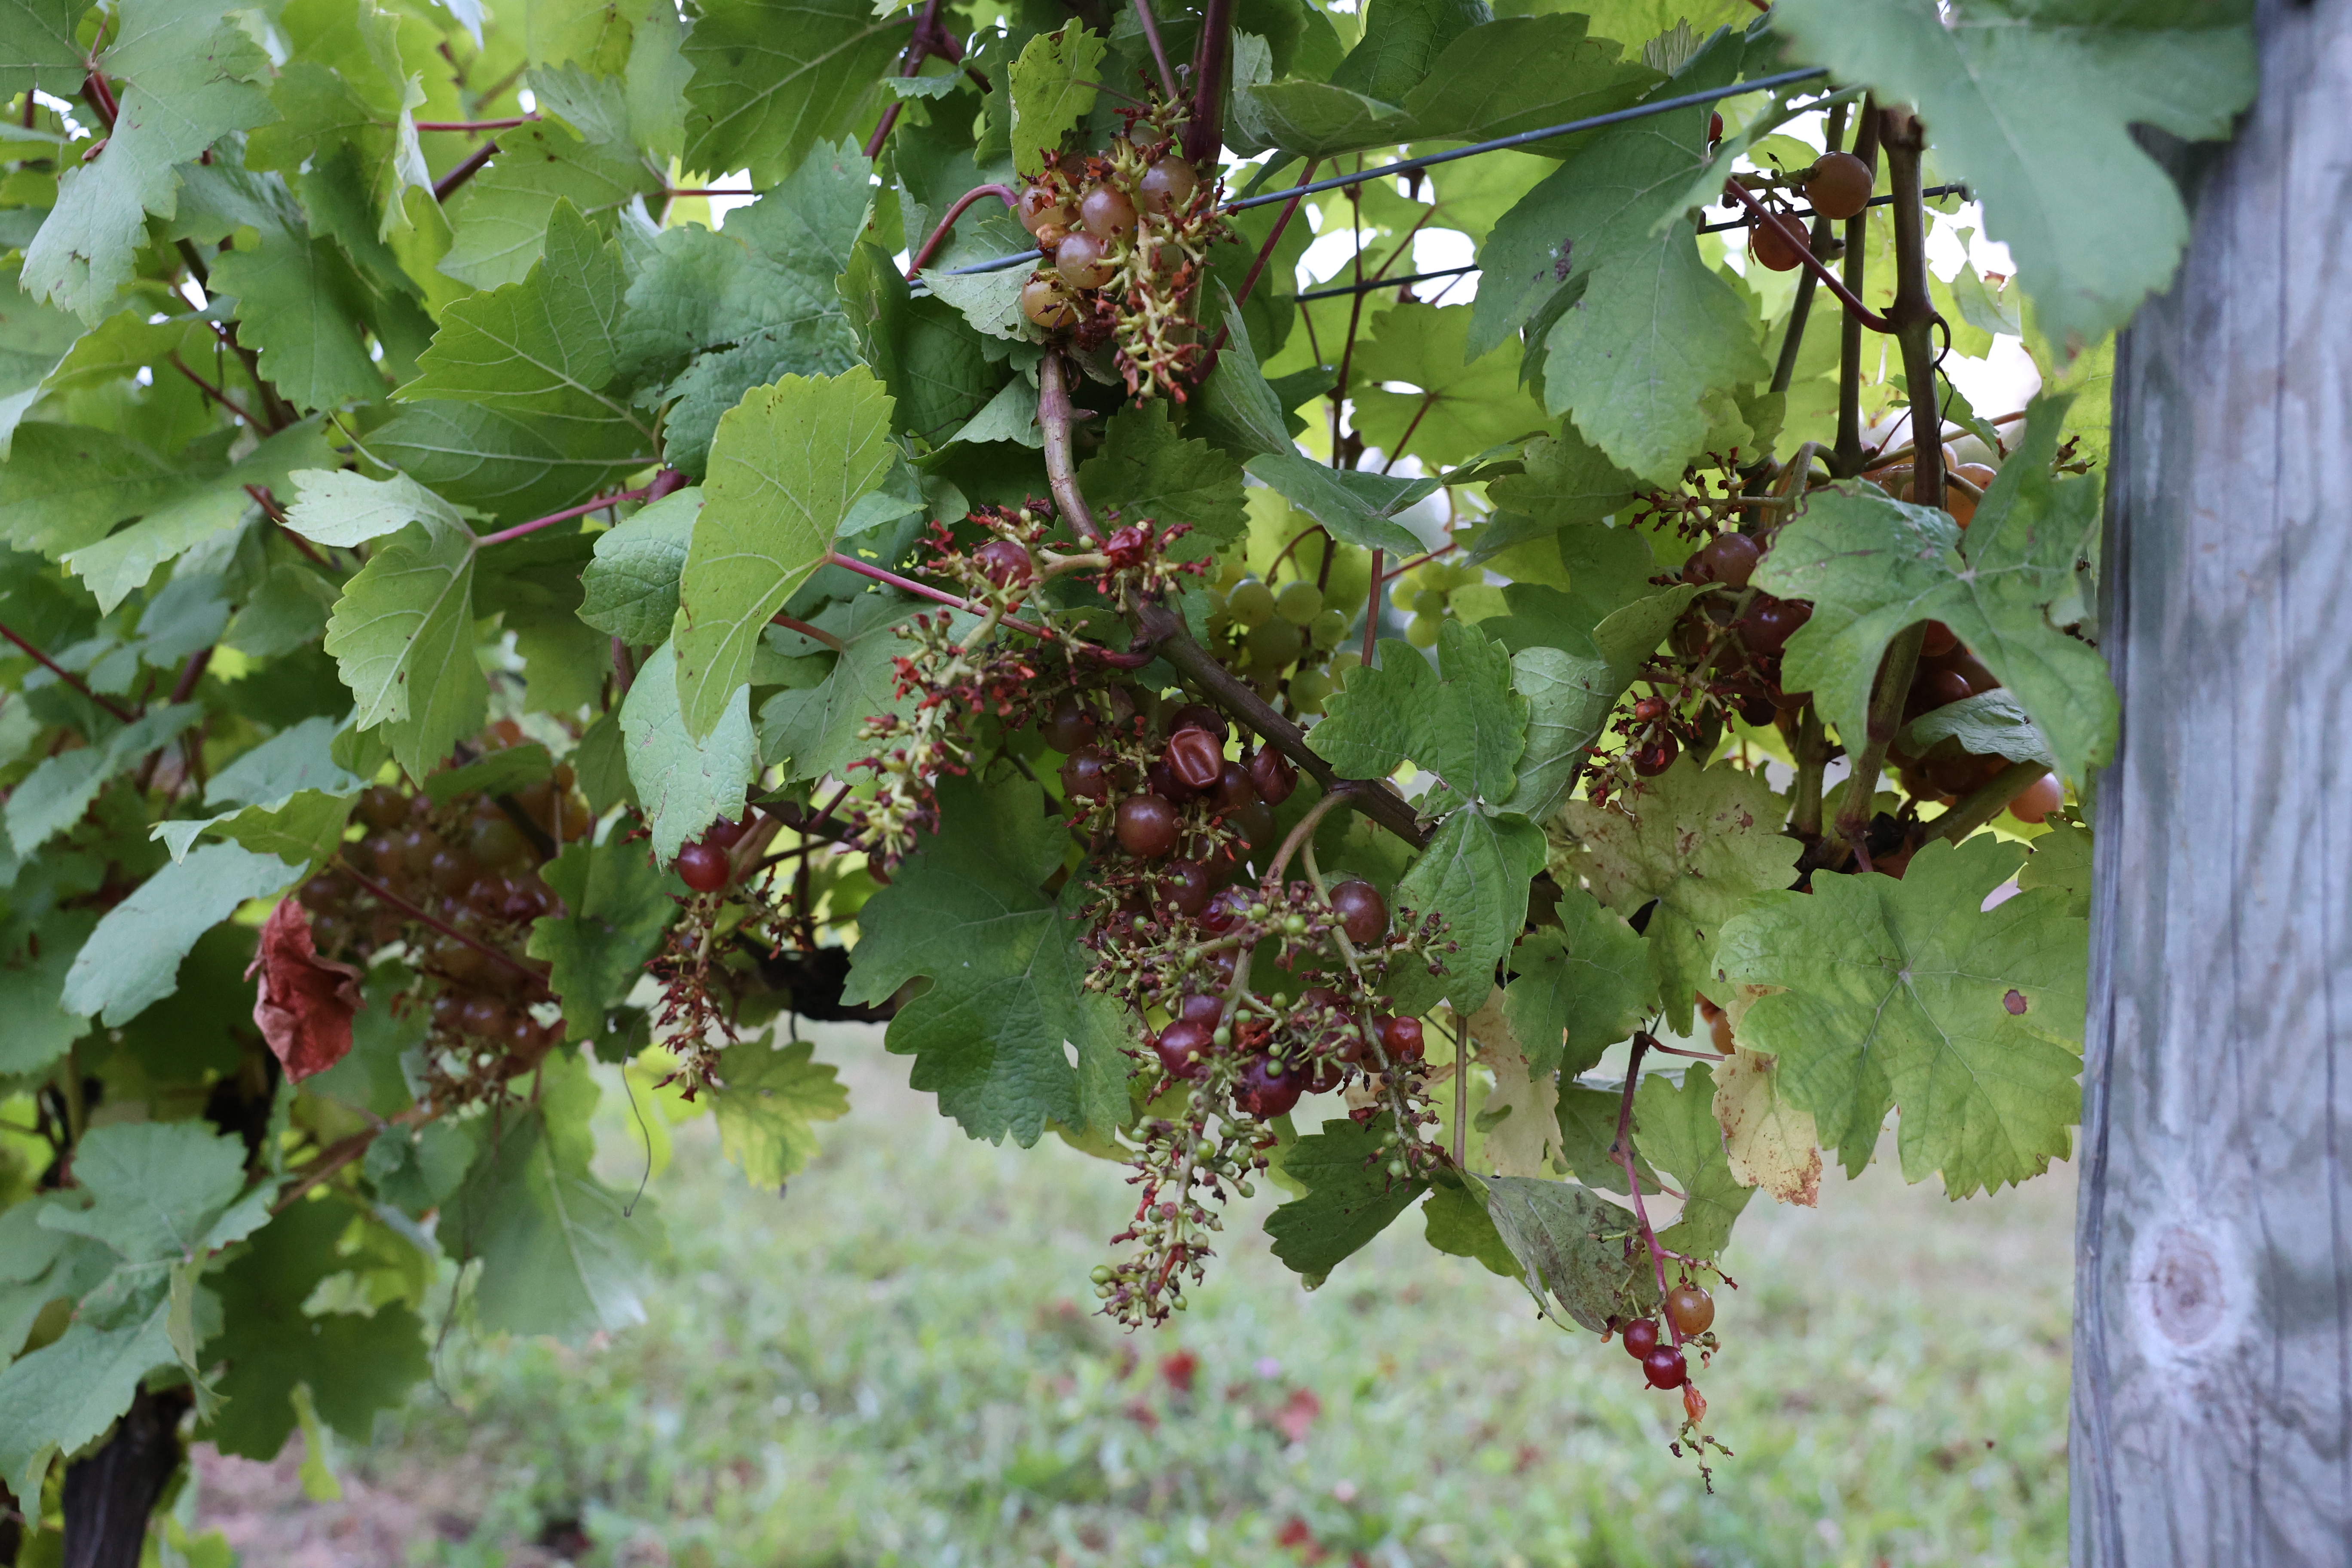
1711 1046 1822 1207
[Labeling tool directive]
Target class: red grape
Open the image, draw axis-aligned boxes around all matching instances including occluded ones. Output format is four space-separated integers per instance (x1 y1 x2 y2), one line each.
1155 1018 1213 1079
1169 703 1227 741
1247 748 1297 806
1159 858 1212 916
1907 668 1972 715
1642 1345 1689 1389
1920 619 1959 658
1690 531 1762 588
974 539 1033 585
1056 231 1115 289
1041 698 1098 755
1621 1318 1660 1358
1234 1055 1303 1118
1327 879 1387 945
1061 747 1112 801
1138 157 1197 215
1632 737 1679 777
1749 218 1804 272
1164 728 1225 792
1115 794 1180 858
677 842 731 892
1200 886 1250 934
1213 761 1258 812
1020 276 1078 329
1079 184 1137 241
1017 183 1074 234
1381 1014 1424 1064
2007 773 2063 825
1665 1283 1715 1335
1804 150 1874 221
1179 992 1225 1027
358 785 407 830
1736 596 1812 657
1146 759 1200 804
1229 799 1278 849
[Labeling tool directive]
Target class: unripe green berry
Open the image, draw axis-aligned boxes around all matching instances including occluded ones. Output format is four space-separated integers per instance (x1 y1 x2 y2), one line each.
1228 579 1276 628
1283 913 1308 935
1308 607 1348 648
1274 580 1323 625
1246 617 1304 668
1407 614 1442 649
1090 1264 1113 1284
1289 668 1332 714
1412 588 1446 617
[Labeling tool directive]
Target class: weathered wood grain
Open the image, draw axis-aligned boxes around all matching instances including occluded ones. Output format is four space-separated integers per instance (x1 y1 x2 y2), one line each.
2074 3 2352 1562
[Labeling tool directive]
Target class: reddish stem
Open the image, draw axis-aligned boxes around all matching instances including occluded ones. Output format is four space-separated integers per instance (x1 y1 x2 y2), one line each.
168 352 261 429
0 621 135 721
472 484 655 546
610 636 635 695
1181 0 1233 168
1720 181 1895 334
339 859 551 990
825 551 1054 639
667 187 758 198
905 184 1021 278
243 486 333 569
1197 158 1318 380
415 116 536 132
866 0 947 158
1360 551 1382 667
1378 539 1459 582
433 141 499 203
1611 1031 1682 1349
770 612 847 652
80 71 117 131
1037 352 1103 543
1131 0 1179 101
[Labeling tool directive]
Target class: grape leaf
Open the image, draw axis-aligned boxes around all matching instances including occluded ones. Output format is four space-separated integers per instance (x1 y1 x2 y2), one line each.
1711 1045 1822 1207
152 789 357 866
619 641 756 863
4 702 201 855
0 1304 178 1507
1311 621 1528 803
367 399 644 524
1075 403 1249 545
681 0 903 182
37 1121 277 1311
1554 1080 1658 1197
442 1053 666 1339
1500 888 1655 1078
200 1195 430 1461
401 203 648 456
1482 426 1645 539
0 422 185 560
528 838 675 1043
1550 757 1800 1035
1473 1172 1639 1333
1712 834 2086 1196
1329 0 1484 104
579 486 699 644
1752 398 2111 784
1898 689 2057 770
0 0 88 95
673 368 898 738
0 1197 111 1359
840 775 1131 1146
2018 818 2090 922
708 1036 849 1190
1392 808 1548 1015
1540 218 1771 486
1632 1063 1752 1258
59 844 300 1025
1349 303 1542 469
1266 1115 1427 1286
1396 13 1658 148
286 467 470 550
838 244 1005 444
20 0 276 320
1494 586 1698 820
1421 1176 1519 1278
756 593 930 781
1009 24 1104 176
209 219 384 412
0 910 93 1077
244 0 432 244
1774 0 2257 354
1244 452 1437 556
436 127 664 290
321 515 486 779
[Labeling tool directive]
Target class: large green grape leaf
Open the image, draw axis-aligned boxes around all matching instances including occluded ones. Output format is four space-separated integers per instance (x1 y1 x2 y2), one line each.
756 593 932 781
1243 452 1436 556
528 839 675 1044
437 126 665 290
1392 807 1548 1015
208 219 384 413
59 844 300 1026
1467 28 1740 361
0 423 185 560
367 399 646 524
1008 24 1103 176
1473 1173 1642 1332
442 1054 666 1340
285 467 469 550
0 0 89 95
1550 757 1799 1035
20 0 276 320
1632 1062 1752 1259
1395 13 1658 148
1266 1115 1427 1286
1540 218 1771 486
1075 404 1249 546
682 0 903 183
0 1304 177 1507
1714 834 2085 1197
1483 425 1645 538
708 1036 849 1190
1898 689 2057 770
0 261 83 456
1775 0 2257 355
199 1195 430 1461
1311 621 1528 803
1752 398 2112 784
401 202 649 456
838 244 1005 445
0 910 94 1078
67 426 334 616
321 515 486 779
4 703 199 855
619 640 756 862
579 485 698 644
674 368 898 738
1489 585 1696 820
840 775 1131 1146
1348 304 1544 469
1500 888 1654 1079
242 0 430 244
35 1121 276 1285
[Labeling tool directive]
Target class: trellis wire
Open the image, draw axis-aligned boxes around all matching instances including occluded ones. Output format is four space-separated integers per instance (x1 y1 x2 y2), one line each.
931 65 1834 279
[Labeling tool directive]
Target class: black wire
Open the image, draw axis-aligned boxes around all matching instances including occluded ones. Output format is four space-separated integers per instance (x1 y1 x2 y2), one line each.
1695 182 1970 234
931 65 1835 279
1294 263 1476 302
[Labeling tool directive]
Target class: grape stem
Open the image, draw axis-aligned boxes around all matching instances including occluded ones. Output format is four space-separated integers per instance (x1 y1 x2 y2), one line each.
1788 704 1829 841
904 183 1020 278
1717 180 1893 334
1197 157 1320 380
1130 0 1179 101
824 551 1055 640
0 619 135 722
242 485 334 569
167 350 263 429
1763 104 1847 403
1300 836 1419 1142
1037 352 1106 542
1131 598 1430 849
769 612 847 652
1609 1030 1682 1348
1934 759 2047 843
1258 784 1355 889
1832 100 1884 477
1181 0 1233 168
472 482 658 546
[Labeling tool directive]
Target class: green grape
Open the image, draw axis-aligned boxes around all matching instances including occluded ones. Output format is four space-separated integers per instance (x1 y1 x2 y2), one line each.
1246 617 1305 668
1228 579 1276 628
1289 668 1332 713
1204 588 1227 619
1389 581 1418 612
1406 614 1442 648
1217 557 1248 590
1274 580 1323 625
1412 588 1447 617
1307 607 1347 648
1328 649 1363 684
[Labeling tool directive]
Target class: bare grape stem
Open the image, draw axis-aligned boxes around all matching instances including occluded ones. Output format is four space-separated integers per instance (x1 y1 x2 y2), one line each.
1610 1030 1681 1349
1831 101 1883 478
1038 352 1105 543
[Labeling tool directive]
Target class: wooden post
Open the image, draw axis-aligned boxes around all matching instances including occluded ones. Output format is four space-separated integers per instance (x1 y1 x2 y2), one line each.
2073 2 2352 1560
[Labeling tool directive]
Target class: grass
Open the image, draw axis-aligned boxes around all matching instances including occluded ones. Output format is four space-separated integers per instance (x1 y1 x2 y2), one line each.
269 1022 2076 1568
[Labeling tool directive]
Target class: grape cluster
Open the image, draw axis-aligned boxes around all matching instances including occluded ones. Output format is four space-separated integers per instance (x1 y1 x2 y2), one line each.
1741 150 1873 272
1016 122 1225 398
1614 1279 1723 1434
1386 555 1482 650
297 725 594 1101
1202 560 1356 712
